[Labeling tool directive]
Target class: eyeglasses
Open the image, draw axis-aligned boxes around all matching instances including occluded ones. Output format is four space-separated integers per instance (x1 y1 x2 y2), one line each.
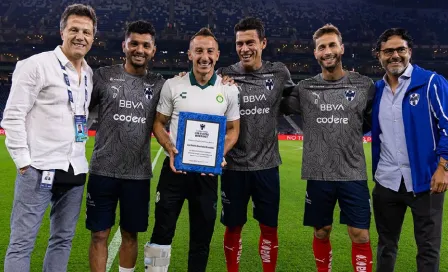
380 47 409 57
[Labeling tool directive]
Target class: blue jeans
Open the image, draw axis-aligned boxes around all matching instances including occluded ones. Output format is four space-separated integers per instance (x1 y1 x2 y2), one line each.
4 166 84 272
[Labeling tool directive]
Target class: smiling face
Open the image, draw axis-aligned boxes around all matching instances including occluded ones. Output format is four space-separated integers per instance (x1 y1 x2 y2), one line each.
60 15 94 61
235 29 266 71
314 33 344 72
378 35 412 77
188 35 220 77
122 32 156 69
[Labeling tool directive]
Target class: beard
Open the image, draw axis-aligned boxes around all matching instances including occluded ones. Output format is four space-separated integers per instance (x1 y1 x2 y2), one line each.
383 58 407 76
318 53 341 72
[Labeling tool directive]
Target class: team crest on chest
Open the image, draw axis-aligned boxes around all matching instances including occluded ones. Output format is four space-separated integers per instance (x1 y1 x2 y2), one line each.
410 93 420 106
345 90 356 102
265 79 274 91
216 93 224 103
144 86 154 100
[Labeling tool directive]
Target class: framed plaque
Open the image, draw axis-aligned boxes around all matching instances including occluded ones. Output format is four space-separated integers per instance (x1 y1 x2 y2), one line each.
175 111 227 175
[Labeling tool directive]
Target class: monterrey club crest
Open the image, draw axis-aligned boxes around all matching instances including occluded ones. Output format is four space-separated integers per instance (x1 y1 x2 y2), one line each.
265 79 274 91
410 93 420 106
345 90 356 102
144 87 154 100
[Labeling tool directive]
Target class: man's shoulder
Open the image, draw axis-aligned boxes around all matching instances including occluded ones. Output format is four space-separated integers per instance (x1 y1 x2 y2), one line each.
297 75 320 88
217 78 239 94
165 73 188 88
94 64 122 74
264 61 287 71
347 71 373 85
93 64 120 77
29 50 56 61
16 50 55 69
146 71 165 83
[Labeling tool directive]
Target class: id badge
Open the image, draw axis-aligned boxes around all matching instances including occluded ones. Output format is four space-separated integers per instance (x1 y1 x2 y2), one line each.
40 170 55 190
74 115 88 142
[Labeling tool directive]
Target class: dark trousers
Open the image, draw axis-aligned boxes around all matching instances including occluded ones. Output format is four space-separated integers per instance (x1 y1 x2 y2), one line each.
150 158 218 272
372 181 444 272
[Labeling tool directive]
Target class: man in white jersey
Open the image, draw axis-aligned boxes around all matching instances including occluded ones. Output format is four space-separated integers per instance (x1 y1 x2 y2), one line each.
144 28 240 272
86 20 165 272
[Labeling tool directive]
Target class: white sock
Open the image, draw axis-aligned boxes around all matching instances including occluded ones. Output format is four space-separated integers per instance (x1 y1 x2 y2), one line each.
119 266 135 272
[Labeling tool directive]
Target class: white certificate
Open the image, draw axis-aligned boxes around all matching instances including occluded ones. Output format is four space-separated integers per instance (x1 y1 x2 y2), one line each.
181 120 219 167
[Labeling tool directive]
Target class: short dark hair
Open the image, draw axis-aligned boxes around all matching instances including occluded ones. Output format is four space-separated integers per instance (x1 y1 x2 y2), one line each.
190 27 218 44
125 20 156 41
313 24 342 46
375 28 414 52
234 17 265 40
60 4 97 34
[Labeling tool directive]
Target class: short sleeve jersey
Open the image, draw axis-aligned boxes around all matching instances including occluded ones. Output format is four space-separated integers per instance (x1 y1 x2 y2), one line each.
292 71 375 181
89 65 165 180
156 72 240 154
217 61 295 171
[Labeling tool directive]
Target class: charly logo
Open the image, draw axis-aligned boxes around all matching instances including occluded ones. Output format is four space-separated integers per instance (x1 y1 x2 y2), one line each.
144 86 154 100
345 90 356 102
410 93 420 106
200 123 205 130
180 91 187 99
216 93 224 103
265 79 274 91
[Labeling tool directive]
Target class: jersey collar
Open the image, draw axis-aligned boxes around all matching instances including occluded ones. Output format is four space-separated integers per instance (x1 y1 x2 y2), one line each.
189 70 217 89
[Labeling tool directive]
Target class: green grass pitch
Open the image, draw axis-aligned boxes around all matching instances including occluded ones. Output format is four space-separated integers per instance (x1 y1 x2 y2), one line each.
0 136 447 271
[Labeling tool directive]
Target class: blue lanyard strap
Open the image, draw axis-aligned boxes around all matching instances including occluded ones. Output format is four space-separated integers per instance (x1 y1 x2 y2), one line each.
58 60 88 114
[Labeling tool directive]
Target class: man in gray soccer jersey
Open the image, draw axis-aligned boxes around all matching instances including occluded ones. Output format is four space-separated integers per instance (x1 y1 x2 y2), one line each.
281 24 375 272
86 20 165 272
216 17 295 272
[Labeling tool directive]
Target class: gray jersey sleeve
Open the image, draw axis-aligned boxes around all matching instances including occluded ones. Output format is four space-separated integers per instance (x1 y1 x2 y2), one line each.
280 83 302 115
280 64 295 96
89 65 165 180
89 69 103 112
87 69 104 128
362 81 375 134
298 72 372 181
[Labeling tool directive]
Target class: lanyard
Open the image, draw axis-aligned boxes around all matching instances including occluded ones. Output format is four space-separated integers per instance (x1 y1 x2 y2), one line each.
58 60 88 114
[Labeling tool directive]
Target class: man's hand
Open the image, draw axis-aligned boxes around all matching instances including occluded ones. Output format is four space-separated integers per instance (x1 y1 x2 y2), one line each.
19 165 30 175
200 157 226 177
164 141 185 174
220 75 236 86
176 71 187 77
430 167 448 194
221 157 227 168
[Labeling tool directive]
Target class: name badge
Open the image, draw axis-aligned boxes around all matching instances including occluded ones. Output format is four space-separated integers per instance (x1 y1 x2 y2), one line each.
74 115 88 142
40 170 55 190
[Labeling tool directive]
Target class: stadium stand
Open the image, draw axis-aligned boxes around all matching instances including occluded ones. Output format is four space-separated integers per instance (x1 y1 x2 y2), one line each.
0 0 447 133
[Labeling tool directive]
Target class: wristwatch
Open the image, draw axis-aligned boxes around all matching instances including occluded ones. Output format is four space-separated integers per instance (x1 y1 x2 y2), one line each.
439 162 448 171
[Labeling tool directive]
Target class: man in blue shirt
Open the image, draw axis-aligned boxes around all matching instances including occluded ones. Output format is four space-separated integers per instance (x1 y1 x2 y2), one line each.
372 28 448 272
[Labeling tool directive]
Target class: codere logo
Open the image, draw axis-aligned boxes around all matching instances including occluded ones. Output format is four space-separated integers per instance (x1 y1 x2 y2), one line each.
216 93 224 103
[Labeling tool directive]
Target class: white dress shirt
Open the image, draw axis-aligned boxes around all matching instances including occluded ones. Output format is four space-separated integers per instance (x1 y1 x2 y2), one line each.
1 46 93 175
